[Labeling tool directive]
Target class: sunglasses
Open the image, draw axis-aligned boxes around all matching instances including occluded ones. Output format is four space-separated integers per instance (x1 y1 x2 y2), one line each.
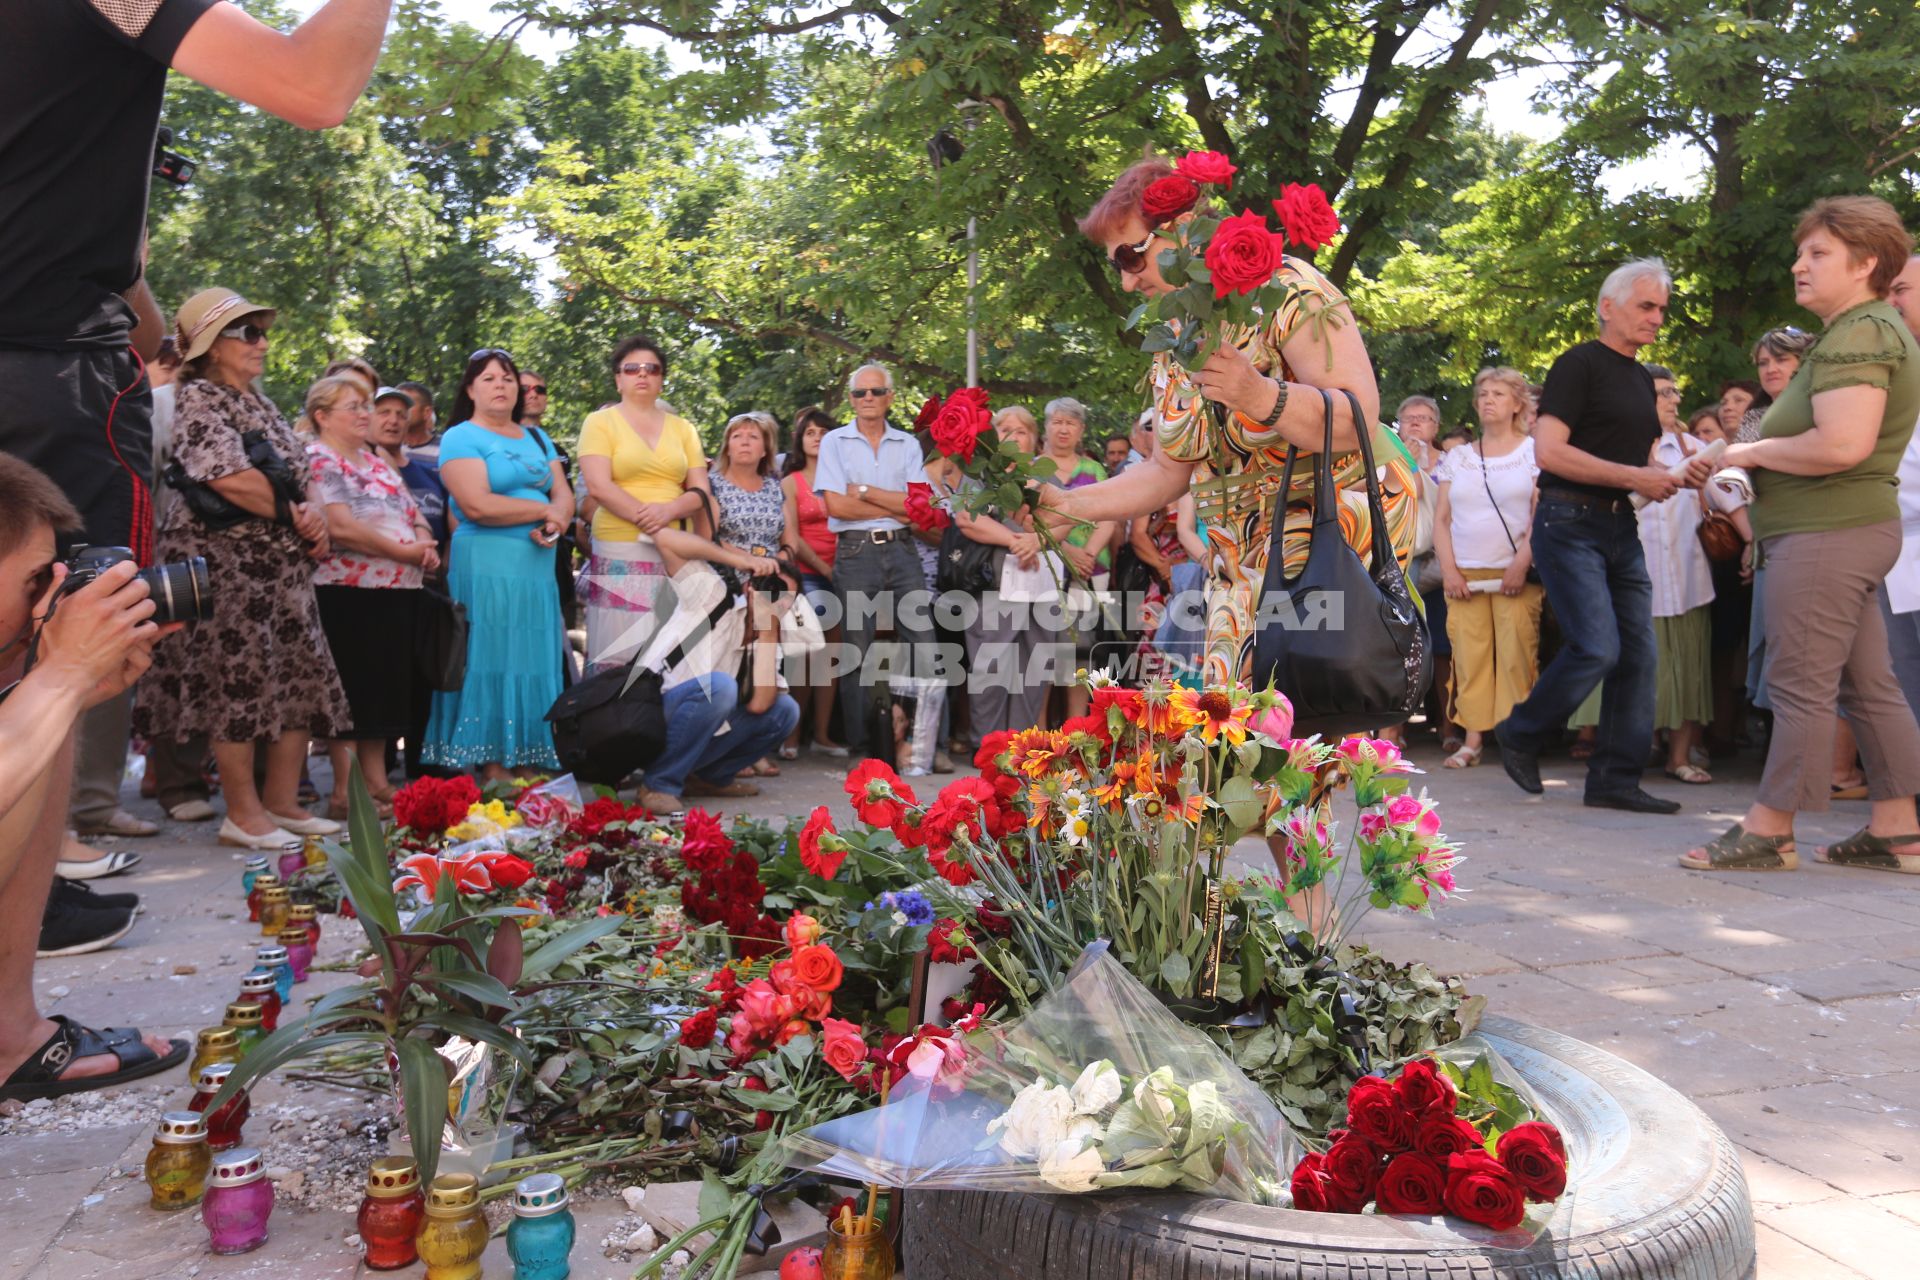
1108 232 1156 275
619 361 665 377
523 383 547 395
850 387 891 399
469 346 515 365
220 322 271 344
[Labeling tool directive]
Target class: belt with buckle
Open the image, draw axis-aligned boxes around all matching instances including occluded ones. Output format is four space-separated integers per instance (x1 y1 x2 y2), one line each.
1539 488 1634 514
839 529 901 544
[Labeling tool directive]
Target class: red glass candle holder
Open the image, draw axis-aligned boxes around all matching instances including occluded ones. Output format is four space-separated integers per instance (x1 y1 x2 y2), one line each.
357 1157 426 1270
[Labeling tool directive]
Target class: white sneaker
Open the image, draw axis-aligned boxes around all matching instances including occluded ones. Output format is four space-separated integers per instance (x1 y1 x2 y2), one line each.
217 819 302 850
266 812 341 836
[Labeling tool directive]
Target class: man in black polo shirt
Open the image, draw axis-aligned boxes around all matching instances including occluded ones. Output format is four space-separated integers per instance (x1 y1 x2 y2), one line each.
1494 258 1713 812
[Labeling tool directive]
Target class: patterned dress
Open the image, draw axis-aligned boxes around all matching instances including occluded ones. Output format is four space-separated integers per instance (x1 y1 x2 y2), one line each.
711 471 786 552
1150 257 1421 685
132 380 350 744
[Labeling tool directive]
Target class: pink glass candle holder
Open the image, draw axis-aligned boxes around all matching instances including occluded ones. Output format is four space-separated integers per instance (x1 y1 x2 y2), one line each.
202 1147 274 1255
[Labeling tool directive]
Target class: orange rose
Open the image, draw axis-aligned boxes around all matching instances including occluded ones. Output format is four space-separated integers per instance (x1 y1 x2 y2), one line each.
790 943 844 992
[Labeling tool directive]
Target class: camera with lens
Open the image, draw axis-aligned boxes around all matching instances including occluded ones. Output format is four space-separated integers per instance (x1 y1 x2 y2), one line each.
61 545 213 625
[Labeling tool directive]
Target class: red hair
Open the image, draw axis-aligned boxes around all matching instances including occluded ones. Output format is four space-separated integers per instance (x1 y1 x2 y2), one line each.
1077 158 1177 243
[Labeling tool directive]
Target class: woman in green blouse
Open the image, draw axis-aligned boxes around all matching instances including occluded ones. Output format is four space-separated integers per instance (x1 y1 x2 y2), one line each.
1683 196 1920 875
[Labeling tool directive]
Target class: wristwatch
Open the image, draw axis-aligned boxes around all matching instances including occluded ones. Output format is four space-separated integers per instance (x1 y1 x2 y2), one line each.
857 483 870 499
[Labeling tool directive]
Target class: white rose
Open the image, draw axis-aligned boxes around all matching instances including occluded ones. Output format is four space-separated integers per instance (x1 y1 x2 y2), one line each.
1038 1135 1107 1193
990 1081 1075 1159
1069 1060 1122 1116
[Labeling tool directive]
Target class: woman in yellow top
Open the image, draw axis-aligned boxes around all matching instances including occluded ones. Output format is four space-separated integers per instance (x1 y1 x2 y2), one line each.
577 334 712 672
1047 159 1420 690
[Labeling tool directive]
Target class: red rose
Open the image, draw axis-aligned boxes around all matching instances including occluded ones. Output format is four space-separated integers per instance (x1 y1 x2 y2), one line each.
820 1017 868 1080
1344 1075 1413 1154
929 395 991 463
904 482 952 532
1412 1112 1486 1161
1495 1121 1568 1202
1321 1134 1383 1210
1175 150 1237 187
1393 1058 1457 1118
1443 1150 1527 1231
1203 208 1287 299
481 854 535 890
797 806 845 879
679 1007 718 1049
1375 1152 1446 1215
1272 182 1341 252
790 943 845 993
948 386 990 413
914 395 943 431
1288 1151 1338 1213
973 900 1013 937
1140 175 1199 221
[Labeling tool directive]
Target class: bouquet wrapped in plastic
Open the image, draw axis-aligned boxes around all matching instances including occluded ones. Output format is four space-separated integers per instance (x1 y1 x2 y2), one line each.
780 942 1297 1203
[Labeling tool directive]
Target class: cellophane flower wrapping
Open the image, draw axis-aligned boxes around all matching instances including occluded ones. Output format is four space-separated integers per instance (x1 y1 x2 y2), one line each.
780 943 1297 1203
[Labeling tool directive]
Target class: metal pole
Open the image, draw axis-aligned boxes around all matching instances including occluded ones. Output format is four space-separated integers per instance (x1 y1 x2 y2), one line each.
966 215 979 388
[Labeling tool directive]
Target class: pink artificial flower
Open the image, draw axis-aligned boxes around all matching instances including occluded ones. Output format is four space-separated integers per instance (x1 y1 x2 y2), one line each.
1248 697 1295 743
1386 793 1443 838
1336 735 1403 769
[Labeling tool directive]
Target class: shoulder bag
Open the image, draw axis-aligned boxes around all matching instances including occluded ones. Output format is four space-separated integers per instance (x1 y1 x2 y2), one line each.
167 425 306 531
1248 388 1430 737
935 524 1005 594
1683 434 1743 562
414 585 470 693
1476 440 1542 584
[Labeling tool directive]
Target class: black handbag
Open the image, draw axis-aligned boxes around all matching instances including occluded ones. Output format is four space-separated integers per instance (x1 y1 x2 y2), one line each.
935 523 1004 594
167 426 305 530
544 590 733 787
415 586 470 692
1249 388 1430 737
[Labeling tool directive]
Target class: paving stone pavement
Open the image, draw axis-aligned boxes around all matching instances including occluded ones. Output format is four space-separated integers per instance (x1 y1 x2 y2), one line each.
11 739 1917 1278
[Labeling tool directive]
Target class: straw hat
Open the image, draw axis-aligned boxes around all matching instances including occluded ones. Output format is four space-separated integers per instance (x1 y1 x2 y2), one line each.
175 288 277 364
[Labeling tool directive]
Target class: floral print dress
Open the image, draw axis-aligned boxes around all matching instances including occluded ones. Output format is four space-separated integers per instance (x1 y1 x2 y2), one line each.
132 379 349 744
1150 256 1421 685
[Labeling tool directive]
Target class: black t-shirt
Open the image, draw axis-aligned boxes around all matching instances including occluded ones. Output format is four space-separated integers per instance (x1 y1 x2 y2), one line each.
0 0 217 350
1535 340 1659 500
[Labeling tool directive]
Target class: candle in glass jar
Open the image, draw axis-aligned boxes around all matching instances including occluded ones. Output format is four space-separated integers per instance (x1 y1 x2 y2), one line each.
245 872 280 923
189 1026 243 1077
145 1111 211 1210
240 855 269 896
289 901 321 949
187 1061 251 1152
202 1147 274 1254
276 847 306 881
507 1173 576 1280
253 944 293 1004
221 1001 266 1053
302 836 328 869
237 971 281 1032
257 886 292 938
356 1156 426 1270
278 926 315 983
416 1173 488 1280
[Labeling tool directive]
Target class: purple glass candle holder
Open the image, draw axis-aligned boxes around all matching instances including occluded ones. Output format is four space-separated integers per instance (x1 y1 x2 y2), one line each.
202 1147 274 1255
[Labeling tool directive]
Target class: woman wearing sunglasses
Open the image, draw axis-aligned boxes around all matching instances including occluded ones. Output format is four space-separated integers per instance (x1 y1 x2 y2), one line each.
1044 158 1420 699
577 334 714 673
133 287 349 851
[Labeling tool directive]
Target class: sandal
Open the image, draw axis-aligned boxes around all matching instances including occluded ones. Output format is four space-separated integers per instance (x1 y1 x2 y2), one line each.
0 1016 188 1103
1814 827 1920 875
1678 822 1798 872
749 758 781 777
1442 744 1482 769
1569 739 1596 761
1831 779 1869 801
777 745 800 761
1663 764 1713 785
1440 736 1464 755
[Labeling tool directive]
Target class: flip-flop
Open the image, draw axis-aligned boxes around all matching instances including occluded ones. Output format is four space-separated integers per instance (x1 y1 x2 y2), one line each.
1814 827 1920 875
53 850 142 881
0 1016 188 1103
1678 822 1798 872
1663 764 1713 785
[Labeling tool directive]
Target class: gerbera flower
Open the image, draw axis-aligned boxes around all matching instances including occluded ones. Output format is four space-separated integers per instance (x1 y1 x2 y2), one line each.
1170 687 1252 746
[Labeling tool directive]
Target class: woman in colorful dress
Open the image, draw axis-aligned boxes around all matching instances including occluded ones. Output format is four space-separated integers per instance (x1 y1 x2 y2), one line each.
303 375 439 814
1046 158 1420 692
423 349 572 781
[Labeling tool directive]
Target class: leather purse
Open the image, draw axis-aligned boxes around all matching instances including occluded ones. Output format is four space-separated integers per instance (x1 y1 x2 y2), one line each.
1248 388 1430 737
1696 488 1743 562
935 523 1004 594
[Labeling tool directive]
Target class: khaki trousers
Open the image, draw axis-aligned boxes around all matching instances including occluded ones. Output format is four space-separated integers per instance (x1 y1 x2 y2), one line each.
1444 571 1544 733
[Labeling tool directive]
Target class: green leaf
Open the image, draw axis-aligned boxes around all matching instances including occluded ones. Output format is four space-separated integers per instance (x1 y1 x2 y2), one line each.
343 763 401 938
522 913 627 978
698 1171 735 1224
395 1037 450 1187
1158 952 1191 990
417 968 518 1010
1139 323 1179 354
417 1012 537 1068
209 1026 385 1111
1216 775 1262 834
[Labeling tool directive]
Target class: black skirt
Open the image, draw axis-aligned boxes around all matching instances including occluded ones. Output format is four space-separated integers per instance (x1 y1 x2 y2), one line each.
315 586 418 737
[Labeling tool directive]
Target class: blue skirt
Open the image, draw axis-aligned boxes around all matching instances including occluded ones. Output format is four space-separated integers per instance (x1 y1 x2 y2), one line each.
424 529 564 769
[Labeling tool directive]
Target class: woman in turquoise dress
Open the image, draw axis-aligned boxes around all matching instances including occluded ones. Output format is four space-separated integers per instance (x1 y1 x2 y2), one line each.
424 350 573 779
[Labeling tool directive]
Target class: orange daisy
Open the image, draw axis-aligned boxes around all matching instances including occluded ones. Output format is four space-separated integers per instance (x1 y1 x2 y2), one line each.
1169 688 1252 746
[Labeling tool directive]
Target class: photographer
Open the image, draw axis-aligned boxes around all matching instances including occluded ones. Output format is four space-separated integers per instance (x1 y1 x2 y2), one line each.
1 0 397 843
0 456 188 1101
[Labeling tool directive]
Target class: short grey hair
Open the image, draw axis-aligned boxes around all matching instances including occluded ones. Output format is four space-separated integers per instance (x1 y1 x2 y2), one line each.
1596 257 1672 319
1396 395 1439 420
1043 397 1088 425
1643 364 1675 383
846 362 893 396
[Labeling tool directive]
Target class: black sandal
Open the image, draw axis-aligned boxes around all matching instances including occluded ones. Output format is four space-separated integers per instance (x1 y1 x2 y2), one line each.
0 1015 188 1103
1815 827 1920 875
1678 822 1798 872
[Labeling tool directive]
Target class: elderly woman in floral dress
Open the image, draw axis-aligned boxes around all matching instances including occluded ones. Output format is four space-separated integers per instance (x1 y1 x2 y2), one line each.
1044 157 1420 894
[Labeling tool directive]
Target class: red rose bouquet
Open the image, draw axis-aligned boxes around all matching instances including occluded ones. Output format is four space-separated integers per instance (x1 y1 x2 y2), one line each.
1288 1048 1568 1237
1129 150 1343 369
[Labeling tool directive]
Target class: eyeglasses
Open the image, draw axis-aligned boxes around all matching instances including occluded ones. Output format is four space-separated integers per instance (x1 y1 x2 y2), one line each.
1108 232 1155 275
619 362 664 377
1656 387 1682 400
849 387 891 399
220 322 271 344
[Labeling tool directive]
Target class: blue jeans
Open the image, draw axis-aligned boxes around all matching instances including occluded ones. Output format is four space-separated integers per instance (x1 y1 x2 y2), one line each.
1498 496 1655 796
646 673 801 797
1881 593 1920 728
